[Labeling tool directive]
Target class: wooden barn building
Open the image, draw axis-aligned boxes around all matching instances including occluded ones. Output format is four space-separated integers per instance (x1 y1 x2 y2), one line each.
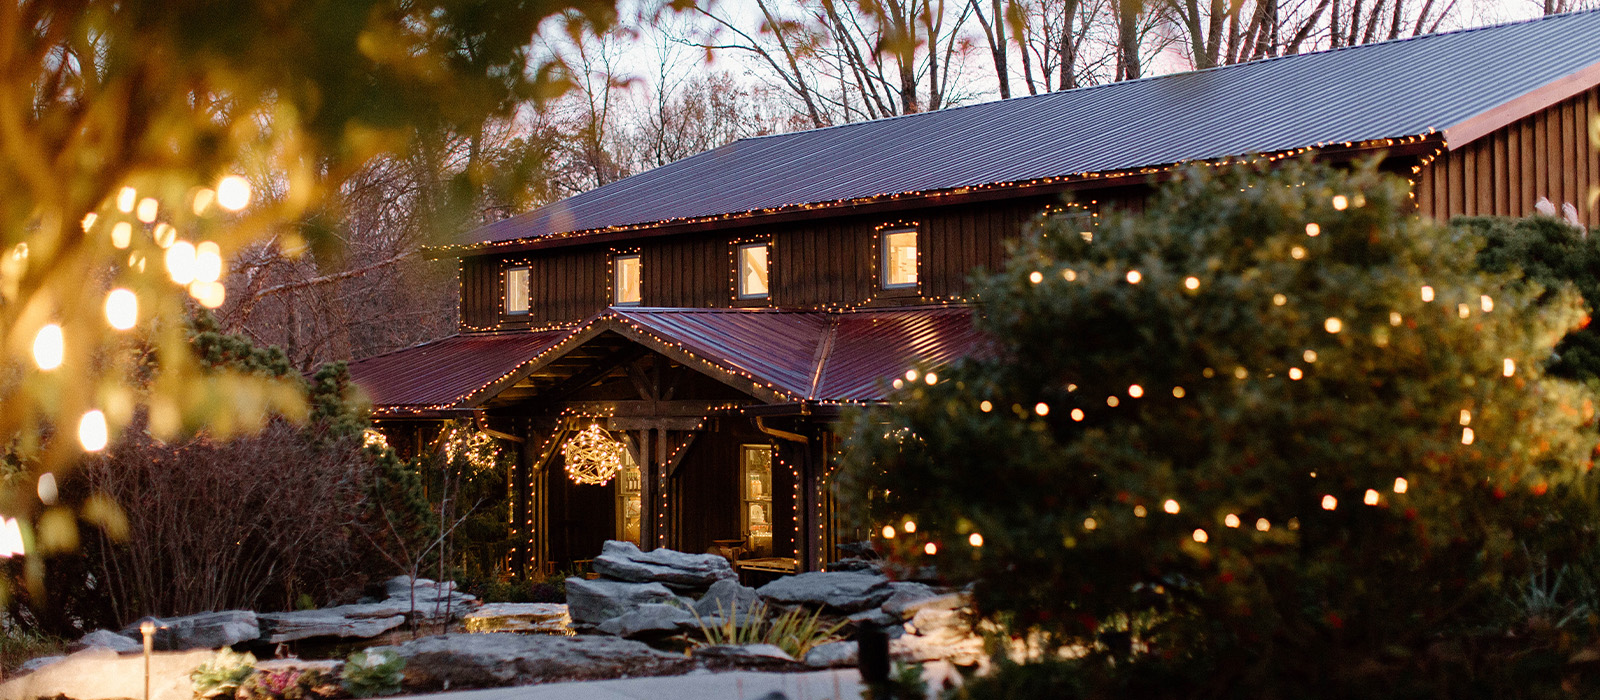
349 9 1600 577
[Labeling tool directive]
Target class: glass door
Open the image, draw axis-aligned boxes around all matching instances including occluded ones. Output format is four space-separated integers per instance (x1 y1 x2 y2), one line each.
741 444 774 557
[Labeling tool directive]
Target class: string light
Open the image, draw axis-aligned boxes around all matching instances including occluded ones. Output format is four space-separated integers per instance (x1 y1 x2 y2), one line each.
1084 518 1097 530
1171 386 1185 398
1332 195 1349 210
1106 396 1120 407
1225 514 1240 528
1288 367 1303 380
1290 246 1306 259
116 187 136 213
1192 529 1208 543
1481 295 1494 312
33 324 64 371
1324 317 1343 333
1070 408 1084 421
166 241 197 284
979 400 992 412
1127 384 1143 398
1503 358 1516 377
1421 286 1434 302
1273 294 1287 306
1134 505 1147 517
136 197 158 223
1390 311 1402 326
195 241 223 283
105 289 137 330
1393 477 1408 493
1364 489 1380 505
1029 271 1043 284
1462 427 1475 445
881 525 895 539
1126 270 1142 284
111 222 132 249
1460 409 1471 425
153 223 176 248
192 188 215 215
1163 499 1180 514
1233 366 1248 379
1184 276 1199 290
1035 402 1050 416
78 410 108 451
189 281 225 308
81 213 97 232
1305 222 1320 236
1256 518 1271 532
1303 349 1318 363
1457 303 1469 319
1063 269 1077 281
924 542 938 555
924 372 937 385
968 532 984 547
903 520 917 533
216 175 252 211
1321 495 1337 510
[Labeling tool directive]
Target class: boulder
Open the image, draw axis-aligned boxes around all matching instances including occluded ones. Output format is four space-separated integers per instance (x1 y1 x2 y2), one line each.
17 656 64 674
75 629 141 653
693 579 764 624
379 632 691 689
461 603 571 635
565 577 675 625
756 571 892 613
119 610 260 651
893 604 983 665
596 603 700 638
591 540 736 590
0 647 214 700
259 606 408 643
803 640 859 668
879 582 939 618
378 576 477 622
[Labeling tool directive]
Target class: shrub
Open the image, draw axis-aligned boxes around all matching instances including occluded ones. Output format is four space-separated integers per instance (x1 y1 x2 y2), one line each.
191 648 256 699
838 158 1600 697
341 649 405 698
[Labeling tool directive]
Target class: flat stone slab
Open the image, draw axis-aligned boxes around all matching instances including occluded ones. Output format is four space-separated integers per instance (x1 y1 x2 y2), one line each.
379 632 692 689
74 629 141 653
757 572 893 613
804 640 859 668
462 603 571 635
1 647 214 700
592 540 736 590
596 603 699 638
259 606 408 643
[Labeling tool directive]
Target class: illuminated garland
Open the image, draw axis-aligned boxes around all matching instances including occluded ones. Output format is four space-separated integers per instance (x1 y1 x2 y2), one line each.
562 423 626 486
440 421 499 472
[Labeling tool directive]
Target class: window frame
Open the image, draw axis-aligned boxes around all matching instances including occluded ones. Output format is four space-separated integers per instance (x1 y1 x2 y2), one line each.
879 227 919 290
504 265 530 316
740 443 775 558
734 241 771 300
612 253 642 307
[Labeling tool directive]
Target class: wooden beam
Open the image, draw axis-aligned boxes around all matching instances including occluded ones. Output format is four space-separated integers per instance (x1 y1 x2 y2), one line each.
559 400 750 418
536 344 651 403
608 417 706 431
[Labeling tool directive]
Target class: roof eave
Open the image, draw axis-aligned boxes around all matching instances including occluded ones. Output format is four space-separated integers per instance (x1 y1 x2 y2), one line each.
1442 57 1600 150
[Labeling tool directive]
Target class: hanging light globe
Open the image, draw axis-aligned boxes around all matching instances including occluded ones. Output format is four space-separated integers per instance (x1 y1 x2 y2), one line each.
563 424 626 486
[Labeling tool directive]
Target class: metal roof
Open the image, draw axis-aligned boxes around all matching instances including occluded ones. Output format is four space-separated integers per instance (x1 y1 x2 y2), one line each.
464 9 1600 248
349 306 983 411
346 328 572 409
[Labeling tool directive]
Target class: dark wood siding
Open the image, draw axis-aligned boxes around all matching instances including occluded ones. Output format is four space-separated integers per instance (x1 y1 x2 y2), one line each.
1418 87 1599 227
459 188 1144 329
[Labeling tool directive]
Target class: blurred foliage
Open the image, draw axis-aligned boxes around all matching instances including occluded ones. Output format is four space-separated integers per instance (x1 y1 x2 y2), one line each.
340 649 405 698
839 158 1600 697
0 622 61 675
192 648 258 700
0 0 668 570
1466 215 1600 382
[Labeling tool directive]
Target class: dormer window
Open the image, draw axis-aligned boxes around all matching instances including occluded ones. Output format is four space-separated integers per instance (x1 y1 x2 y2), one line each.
881 228 918 289
614 254 641 306
736 242 769 299
505 266 529 315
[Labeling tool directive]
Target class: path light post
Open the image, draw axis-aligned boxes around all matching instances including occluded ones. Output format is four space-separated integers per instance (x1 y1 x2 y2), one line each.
140 617 157 700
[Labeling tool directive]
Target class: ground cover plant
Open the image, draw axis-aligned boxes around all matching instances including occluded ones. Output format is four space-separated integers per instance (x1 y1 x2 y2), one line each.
839 158 1600 698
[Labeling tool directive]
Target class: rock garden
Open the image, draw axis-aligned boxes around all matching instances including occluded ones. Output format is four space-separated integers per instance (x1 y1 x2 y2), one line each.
2 541 979 700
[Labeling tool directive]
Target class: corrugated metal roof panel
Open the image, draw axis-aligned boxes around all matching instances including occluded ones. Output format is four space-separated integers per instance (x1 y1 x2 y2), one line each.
467 10 1600 246
347 329 573 408
611 308 830 399
817 307 984 401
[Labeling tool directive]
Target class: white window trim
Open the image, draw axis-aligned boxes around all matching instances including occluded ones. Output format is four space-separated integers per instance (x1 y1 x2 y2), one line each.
505 266 530 315
880 228 919 290
613 253 642 306
736 242 770 299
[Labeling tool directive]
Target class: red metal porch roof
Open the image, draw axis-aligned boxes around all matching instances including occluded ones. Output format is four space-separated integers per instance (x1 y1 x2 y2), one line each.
347 306 985 412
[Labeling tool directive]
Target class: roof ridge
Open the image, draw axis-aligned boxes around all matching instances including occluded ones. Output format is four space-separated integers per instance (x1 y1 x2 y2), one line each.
730 8 1600 144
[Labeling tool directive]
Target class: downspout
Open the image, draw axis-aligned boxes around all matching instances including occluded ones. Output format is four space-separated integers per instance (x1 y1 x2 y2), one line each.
755 414 809 443
475 411 526 443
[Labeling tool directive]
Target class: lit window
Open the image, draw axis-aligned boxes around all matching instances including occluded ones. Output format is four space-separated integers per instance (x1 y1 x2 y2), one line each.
737 242 769 299
614 254 641 306
616 450 642 546
882 229 917 289
505 267 529 315
742 445 774 557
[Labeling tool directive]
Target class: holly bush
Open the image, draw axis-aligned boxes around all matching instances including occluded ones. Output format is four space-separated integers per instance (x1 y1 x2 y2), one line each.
838 158 1600 697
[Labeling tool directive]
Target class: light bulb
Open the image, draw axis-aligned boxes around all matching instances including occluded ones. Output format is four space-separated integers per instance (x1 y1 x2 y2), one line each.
1305 222 1321 236
153 223 176 249
1303 349 1318 363
1163 499 1180 514
1134 505 1147 518
116 186 136 213
1481 295 1494 312
190 280 226 308
1035 402 1049 416
1184 276 1199 290
1503 358 1515 377
136 197 158 223
1029 271 1042 284
1459 409 1471 426
1393 477 1408 494
923 542 938 555
903 520 916 534
1126 270 1141 284
968 533 984 547
1458 303 1470 319
1172 386 1185 398
1332 195 1349 210
32 324 63 370
166 241 197 285
881 525 895 539
81 212 97 232
1288 367 1303 380
1084 518 1097 530
1321 494 1337 510
1462 427 1475 445
79 409 108 452
1070 408 1084 422
1255 518 1270 532
105 288 138 330
1127 384 1143 398
1225 513 1240 528
194 241 223 283
1106 396 1119 407
1273 293 1287 306
1390 311 1402 326
216 175 251 211
1062 269 1077 281
979 400 992 413
1364 489 1380 506
111 222 132 249
1291 246 1306 259
1324 317 1343 334
924 372 937 385
1421 285 1434 302
1192 529 1209 543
